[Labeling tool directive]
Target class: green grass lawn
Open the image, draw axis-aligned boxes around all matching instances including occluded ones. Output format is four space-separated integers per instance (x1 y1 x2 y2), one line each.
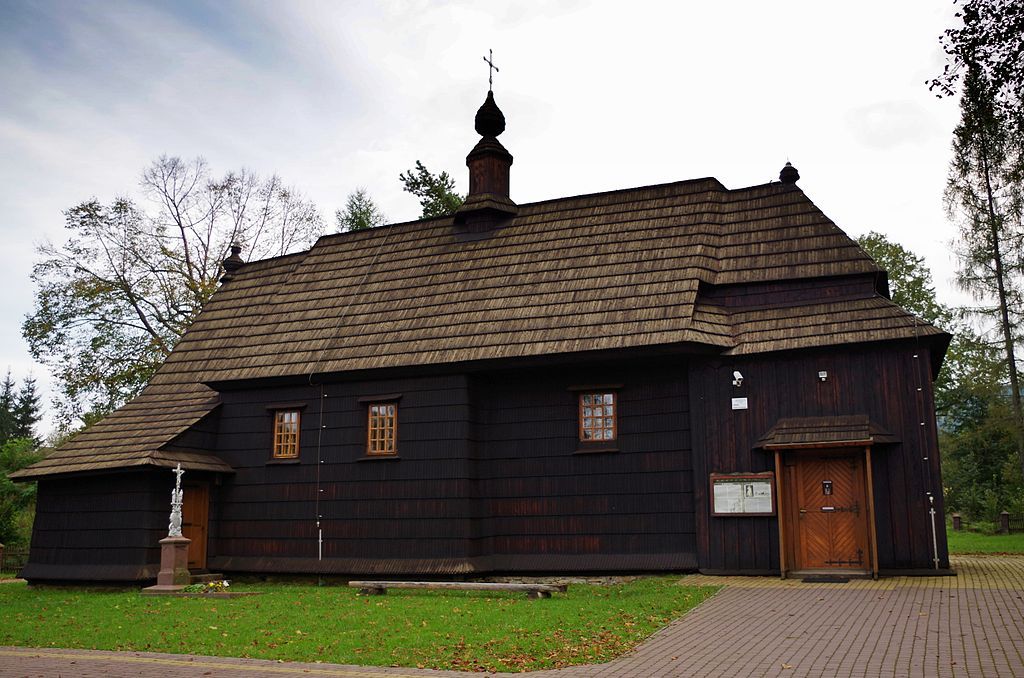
0 578 717 672
947 529 1024 554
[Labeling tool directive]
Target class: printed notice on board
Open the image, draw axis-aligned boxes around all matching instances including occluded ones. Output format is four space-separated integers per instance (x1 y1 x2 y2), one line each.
711 475 774 515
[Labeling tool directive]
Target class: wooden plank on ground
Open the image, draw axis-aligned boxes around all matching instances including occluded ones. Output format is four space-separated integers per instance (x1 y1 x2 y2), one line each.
347 580 567 599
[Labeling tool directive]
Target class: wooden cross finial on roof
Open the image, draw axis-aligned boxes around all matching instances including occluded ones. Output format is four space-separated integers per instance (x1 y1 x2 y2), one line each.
483 49 499 90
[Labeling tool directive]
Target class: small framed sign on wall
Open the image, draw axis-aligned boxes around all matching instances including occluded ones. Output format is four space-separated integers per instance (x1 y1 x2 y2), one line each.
710 472 775 517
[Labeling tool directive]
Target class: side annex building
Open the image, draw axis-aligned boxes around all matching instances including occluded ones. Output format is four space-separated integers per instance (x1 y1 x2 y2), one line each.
12 91 952 581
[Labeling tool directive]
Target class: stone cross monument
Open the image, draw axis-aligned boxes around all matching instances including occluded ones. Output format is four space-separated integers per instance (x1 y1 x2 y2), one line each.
168 463 185 537
147 463 192 590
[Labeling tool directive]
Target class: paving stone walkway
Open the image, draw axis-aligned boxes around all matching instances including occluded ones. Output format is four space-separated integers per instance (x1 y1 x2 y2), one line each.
2 555 1023 677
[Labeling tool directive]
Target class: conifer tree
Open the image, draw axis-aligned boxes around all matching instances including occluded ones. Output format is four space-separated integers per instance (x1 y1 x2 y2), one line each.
13 376 41 445
0 371 16 444
0 370 43 546
335 188 386 232
946 63 1024 477
0 371 42 446
399 161 464 218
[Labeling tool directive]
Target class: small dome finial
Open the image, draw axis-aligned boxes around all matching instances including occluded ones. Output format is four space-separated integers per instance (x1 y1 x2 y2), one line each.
475 90 505 137
220 242 244 282
780 161 800 184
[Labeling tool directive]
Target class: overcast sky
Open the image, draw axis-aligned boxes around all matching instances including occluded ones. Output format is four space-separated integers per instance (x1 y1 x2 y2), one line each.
1 0 965 436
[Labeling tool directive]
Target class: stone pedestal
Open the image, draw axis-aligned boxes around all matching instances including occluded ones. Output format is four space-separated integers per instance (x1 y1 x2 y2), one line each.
153 535 191 589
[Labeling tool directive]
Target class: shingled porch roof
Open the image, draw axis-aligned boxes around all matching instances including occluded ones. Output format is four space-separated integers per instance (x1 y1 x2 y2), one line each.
755 415 901 449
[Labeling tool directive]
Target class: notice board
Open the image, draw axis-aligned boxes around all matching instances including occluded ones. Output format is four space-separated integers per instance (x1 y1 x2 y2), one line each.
710 472 775 517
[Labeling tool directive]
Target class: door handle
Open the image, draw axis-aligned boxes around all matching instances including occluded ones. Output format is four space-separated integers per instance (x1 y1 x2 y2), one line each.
799 509 807 514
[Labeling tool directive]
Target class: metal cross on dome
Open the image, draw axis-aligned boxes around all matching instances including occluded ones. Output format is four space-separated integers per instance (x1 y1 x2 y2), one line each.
483 49 499 90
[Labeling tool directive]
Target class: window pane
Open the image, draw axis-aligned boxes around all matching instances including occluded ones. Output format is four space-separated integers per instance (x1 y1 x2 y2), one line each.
273 410 300 458
367 402 398 455
579 392 616 443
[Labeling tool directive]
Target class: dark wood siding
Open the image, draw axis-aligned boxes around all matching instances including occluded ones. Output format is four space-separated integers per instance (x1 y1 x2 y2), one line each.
473 360 696 571
22 341 944 580
23 470 168 582
205 361 696 574
701 275 880 309
690 343 948 573
208 375 477 574
164 408 220 452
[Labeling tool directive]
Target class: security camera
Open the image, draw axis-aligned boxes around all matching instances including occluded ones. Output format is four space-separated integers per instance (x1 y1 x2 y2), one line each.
732 371 743 387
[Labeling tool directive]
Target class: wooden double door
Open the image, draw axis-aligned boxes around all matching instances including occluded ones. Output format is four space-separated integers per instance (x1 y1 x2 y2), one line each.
783 453 872 572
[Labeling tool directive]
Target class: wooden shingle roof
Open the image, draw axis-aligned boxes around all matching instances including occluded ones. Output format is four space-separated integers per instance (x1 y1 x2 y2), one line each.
15 177 945 479
8 382 228 480
693 295 947 356
756 415 901 448
8 252 305 481
158 179 892 383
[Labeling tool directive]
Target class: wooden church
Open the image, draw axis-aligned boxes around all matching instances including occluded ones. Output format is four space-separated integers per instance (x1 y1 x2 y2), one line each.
12 88 952 582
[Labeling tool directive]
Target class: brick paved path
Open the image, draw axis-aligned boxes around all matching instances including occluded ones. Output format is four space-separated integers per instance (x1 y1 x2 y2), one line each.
3 556 1023 677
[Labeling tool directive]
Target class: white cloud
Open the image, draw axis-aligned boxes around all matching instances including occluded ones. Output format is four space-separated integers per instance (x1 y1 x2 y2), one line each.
0 0 968 436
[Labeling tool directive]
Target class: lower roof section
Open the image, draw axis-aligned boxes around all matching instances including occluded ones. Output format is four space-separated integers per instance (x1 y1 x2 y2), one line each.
9 380 229 481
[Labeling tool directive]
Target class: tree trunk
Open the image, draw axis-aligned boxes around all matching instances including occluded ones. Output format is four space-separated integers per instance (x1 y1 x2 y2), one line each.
980 138 1024 478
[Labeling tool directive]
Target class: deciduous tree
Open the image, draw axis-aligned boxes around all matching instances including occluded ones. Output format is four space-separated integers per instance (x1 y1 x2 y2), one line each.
856 232 1002 416
0 438 43 546
929 0 1024 116
857 232 946 323
23 156 324 427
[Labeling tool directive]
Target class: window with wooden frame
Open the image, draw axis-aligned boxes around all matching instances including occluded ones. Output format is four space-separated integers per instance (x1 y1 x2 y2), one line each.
272 409 301 459
579 392 617 442
366 402 398 456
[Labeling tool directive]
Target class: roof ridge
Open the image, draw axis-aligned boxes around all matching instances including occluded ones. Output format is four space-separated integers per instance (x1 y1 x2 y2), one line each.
259 177 730 261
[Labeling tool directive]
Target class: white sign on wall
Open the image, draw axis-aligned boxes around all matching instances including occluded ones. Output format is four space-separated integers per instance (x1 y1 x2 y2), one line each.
710 473 775 516
731 397 748 410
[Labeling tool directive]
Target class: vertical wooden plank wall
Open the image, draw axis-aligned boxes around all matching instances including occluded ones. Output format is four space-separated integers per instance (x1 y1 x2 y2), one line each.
474 360 697 571
690 343 948 573
208 375 475 574
23 470 168 582
205 358 697 574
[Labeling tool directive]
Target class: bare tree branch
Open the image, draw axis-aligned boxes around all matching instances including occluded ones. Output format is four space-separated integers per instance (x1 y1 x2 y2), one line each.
24 156 324 427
